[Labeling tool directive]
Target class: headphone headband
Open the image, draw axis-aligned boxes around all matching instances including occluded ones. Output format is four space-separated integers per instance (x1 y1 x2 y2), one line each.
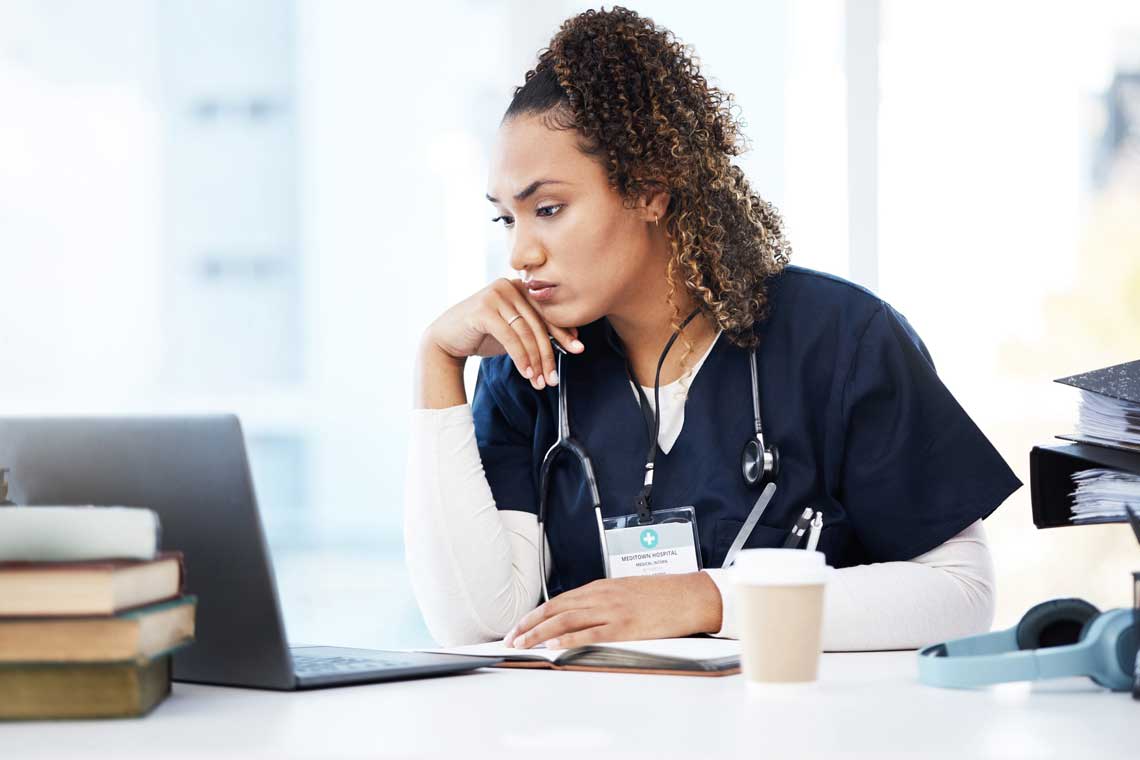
917 606 1135 691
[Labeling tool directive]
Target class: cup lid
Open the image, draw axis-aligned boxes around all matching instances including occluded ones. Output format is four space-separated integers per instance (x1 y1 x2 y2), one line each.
730 548 832 585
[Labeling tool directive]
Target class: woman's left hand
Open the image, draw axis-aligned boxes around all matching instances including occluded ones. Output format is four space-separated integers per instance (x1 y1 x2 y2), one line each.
504 572 723 649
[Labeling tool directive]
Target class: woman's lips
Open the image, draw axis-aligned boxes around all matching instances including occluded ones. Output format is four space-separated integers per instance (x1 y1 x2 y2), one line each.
527 283 558 302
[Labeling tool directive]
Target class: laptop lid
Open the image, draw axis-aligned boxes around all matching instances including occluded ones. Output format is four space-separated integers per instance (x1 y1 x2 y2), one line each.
0 415 297 689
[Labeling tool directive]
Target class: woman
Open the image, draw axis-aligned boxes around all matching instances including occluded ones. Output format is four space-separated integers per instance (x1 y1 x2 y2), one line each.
406 7 1021 651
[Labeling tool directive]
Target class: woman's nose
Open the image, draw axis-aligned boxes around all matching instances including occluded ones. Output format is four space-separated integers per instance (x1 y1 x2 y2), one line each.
508 234 546 272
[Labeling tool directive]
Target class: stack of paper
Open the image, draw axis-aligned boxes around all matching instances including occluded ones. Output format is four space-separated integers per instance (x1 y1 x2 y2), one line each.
1069 467 1140 523
1075 390 1140 450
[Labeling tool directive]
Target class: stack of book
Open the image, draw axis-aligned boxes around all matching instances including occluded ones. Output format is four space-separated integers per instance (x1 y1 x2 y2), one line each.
1030 359 1140 528
0 504 196 720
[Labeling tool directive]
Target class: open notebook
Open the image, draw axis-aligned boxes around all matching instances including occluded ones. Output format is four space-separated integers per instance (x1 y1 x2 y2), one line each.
419 637 741 677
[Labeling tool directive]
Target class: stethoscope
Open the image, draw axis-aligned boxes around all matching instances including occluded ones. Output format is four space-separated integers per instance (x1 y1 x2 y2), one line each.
536 307 780 601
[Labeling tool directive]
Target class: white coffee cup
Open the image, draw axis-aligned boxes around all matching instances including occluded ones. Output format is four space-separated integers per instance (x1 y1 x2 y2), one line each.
731 548 831 692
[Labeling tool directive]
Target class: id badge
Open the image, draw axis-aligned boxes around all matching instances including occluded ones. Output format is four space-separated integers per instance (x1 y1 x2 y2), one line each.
601 506 702 579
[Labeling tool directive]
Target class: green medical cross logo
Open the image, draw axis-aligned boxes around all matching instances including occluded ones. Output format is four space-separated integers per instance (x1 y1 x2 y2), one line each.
640 528 659 549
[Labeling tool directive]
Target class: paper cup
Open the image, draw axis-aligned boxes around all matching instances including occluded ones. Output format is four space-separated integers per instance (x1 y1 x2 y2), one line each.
731 548 831 691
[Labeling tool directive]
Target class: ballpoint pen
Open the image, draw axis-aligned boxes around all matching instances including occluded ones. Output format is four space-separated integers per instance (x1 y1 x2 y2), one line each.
782 507 814 549
805 510 823 552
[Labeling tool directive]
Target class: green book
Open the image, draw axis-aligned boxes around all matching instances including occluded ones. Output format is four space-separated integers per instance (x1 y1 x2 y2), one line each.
0 656 171 720
0 596 196 664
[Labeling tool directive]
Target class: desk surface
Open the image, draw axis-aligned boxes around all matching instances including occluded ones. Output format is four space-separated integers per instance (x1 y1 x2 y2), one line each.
2 651 1134 758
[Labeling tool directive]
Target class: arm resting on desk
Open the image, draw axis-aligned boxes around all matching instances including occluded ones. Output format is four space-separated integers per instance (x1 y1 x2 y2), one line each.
704 519 996 650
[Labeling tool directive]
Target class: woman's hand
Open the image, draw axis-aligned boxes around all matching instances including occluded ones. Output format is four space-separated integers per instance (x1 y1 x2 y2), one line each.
425 277 583 391
503 572 723 649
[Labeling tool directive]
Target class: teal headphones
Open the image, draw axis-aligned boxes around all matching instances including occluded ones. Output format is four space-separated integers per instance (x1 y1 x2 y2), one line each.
917 598 1137 691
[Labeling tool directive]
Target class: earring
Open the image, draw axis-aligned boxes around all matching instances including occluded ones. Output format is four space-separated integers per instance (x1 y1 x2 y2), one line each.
654 216 659 227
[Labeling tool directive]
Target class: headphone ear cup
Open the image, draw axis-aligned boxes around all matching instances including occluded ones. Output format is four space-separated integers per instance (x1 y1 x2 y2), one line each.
1077 612 1101 644
1080 609 1138 690
1015 598 1101 650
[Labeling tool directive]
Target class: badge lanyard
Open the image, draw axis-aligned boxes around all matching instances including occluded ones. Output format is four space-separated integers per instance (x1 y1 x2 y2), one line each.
622 308 702 522
595 308 706 580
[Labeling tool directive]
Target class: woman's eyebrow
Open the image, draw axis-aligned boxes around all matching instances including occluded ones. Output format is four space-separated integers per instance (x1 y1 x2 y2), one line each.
485 179 570 204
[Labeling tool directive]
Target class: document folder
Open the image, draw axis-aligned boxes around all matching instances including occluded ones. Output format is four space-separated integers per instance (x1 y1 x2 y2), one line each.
1030 443 1140 529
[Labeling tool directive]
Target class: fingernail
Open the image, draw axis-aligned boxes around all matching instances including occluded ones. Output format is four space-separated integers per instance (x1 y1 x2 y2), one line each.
571 340 584 352
501 626 517 644
512 635 525 648
545 638 559 649
536 375 545 389
524 366 533 378
548 370 559 385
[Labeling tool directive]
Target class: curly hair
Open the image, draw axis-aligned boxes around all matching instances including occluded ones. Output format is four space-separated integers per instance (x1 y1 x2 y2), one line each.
503 5 792 374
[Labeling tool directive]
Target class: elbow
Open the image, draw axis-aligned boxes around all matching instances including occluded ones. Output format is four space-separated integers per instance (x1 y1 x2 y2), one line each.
420 614 495 648
407 567 502 646
405 562 502 647
404 533 513 646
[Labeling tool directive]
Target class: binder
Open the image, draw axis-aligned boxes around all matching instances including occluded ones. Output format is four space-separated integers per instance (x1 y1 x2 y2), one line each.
1030 443 1140 529
1054 359 1140 455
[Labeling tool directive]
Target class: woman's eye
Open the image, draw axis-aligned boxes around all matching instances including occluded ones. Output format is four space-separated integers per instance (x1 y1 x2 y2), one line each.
490 205 563 228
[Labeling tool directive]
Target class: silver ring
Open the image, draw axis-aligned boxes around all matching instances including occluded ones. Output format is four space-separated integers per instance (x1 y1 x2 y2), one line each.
506 314 523 326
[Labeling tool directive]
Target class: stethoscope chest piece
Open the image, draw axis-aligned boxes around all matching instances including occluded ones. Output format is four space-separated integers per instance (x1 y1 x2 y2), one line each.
740 348 779 488
742 437 779 487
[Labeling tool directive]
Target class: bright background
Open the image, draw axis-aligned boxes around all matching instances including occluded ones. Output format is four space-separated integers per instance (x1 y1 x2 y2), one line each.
1 0 1137 649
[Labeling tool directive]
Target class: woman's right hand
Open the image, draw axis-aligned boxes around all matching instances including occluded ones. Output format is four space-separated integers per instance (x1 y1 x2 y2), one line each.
425 278 584 390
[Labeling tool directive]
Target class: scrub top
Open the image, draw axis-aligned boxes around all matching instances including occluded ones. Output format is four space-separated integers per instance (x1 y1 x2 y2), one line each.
471 264 1022 596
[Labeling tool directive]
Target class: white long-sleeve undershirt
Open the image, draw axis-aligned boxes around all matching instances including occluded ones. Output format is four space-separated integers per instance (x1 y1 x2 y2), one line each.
403 343 996 651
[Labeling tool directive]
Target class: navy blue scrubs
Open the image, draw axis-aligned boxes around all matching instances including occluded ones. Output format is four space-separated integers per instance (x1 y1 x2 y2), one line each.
471 265 1022 596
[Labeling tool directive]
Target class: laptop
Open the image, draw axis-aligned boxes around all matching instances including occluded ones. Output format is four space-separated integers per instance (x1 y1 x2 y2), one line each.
0 415 498 690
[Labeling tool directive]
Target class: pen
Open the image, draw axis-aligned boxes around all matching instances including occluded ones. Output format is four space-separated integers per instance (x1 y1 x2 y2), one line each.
782 507 814 549
805 510 823 552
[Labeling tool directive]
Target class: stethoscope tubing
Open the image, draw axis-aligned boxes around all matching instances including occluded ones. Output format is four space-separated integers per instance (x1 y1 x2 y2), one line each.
538 348 607 602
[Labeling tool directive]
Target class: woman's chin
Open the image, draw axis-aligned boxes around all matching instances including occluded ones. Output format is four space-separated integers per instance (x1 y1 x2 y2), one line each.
539 303 590 331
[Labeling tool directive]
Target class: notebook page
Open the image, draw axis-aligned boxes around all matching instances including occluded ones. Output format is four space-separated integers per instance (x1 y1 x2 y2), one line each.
415 637 740 662
416 640 566 661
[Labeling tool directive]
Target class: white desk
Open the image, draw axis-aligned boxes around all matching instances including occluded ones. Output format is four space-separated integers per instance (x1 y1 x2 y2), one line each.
2 651 1134 758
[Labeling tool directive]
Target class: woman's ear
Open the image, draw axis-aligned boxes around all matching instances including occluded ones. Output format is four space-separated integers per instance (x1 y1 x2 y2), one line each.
639 186 671 224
